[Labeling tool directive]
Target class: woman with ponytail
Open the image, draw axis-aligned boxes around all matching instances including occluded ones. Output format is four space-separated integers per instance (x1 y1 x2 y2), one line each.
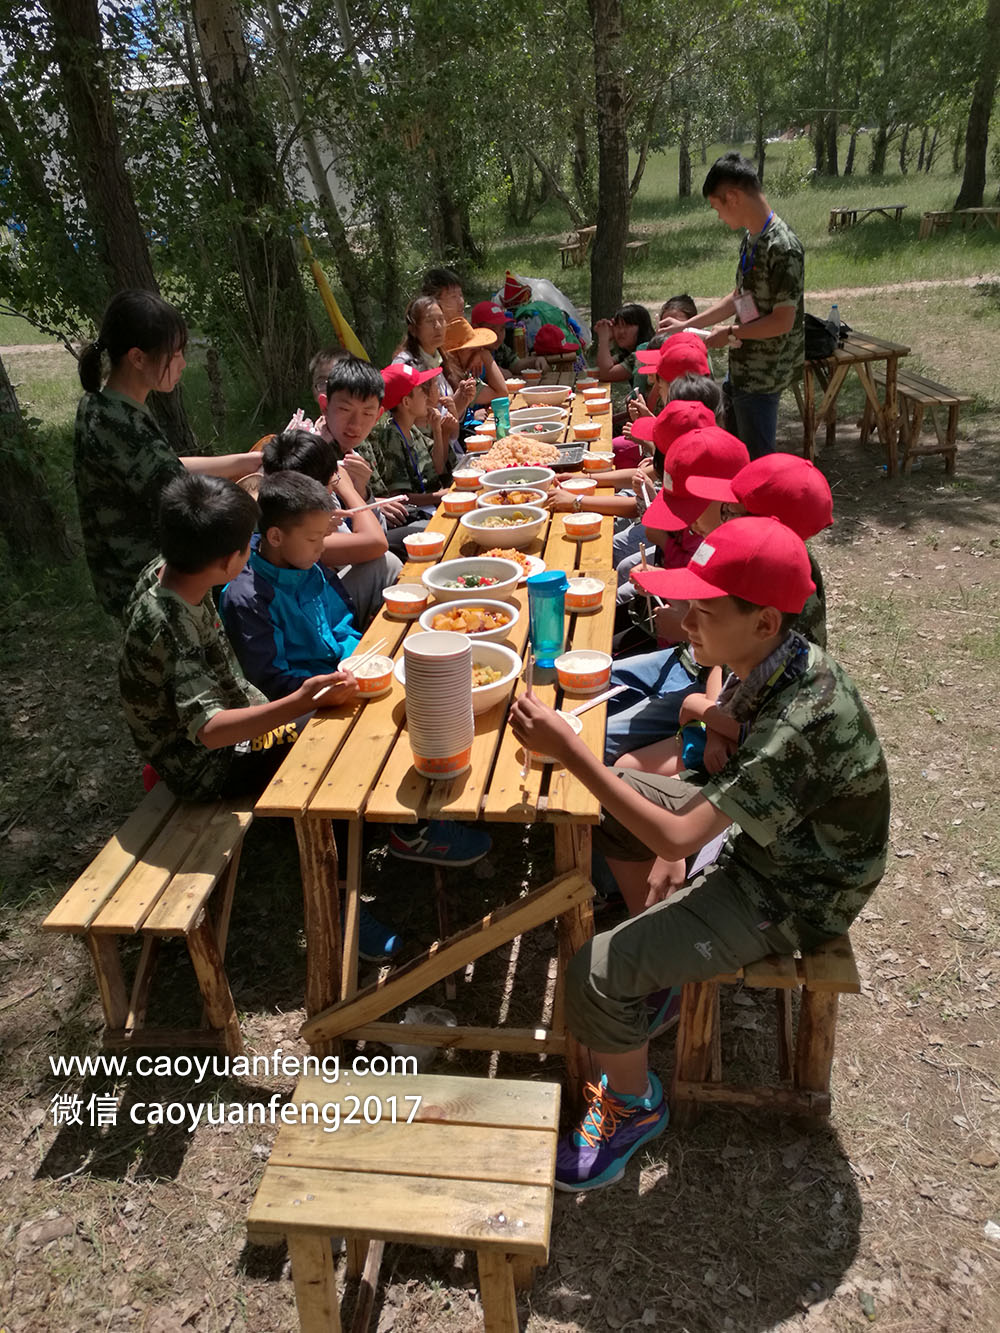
74 290 259 619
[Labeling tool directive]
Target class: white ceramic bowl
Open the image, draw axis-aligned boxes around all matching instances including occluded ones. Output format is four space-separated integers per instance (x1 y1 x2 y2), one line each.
520 385 572 407
480 466 556 491
421 557 522 603
460 505 547 549
394 641 521 714
418 597 520 643
510 406 568 427
476 487 547 509
513 421 564 444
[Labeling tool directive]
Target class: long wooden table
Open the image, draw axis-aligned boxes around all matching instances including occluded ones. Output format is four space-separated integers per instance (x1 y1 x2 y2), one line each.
256 387 616 1085
797 330 910 476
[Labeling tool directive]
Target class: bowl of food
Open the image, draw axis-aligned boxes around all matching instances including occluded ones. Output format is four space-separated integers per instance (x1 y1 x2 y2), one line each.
581 450 614 470
340 652 394 697
403 530 445 561
519 385 572 408
382 583 430 617
421 557 522 603
527 710 584 765
514 420 564 444
573 422 603 443
464 433 492 453
581 385 607 399
576 377 600 390
418 597 520 643
521 367 543 383
476 487 547 509
395 640 521 714
478 419 497 438
563 511 603 540
477 438 563 471
509 408 568 433
584 397 611 416
460 504 547 549
562 477 597 498
504 377 526 395
452 468 483 491
480 466 556 491
565 576 605 611
480 548 545 582
440 490 478 517
555 649 612 694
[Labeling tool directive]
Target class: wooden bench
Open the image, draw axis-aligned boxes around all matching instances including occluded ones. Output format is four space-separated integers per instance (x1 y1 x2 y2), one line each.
860 366 973 473
43 785 253 1054
248 1072 558 1332
625 239 649 261
829 204 906 231
919 205 1000 239
671 933 860 1125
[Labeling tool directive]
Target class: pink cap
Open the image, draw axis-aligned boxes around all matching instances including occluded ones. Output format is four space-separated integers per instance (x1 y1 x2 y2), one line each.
685 454 834 540
643 426 749 529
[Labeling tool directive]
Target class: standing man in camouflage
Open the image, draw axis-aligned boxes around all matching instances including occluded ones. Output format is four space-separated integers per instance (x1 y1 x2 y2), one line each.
660 152 804 459
509 518 890 1192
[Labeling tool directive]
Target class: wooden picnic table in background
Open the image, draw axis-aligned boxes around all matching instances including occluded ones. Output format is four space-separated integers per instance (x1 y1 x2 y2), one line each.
256 384 615 1086
795 330 911 476
919 206 1000 239
828 203 906 231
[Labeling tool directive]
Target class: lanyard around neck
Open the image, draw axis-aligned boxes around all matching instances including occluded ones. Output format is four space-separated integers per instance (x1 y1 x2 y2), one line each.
739 211 774 281
392 418 426 493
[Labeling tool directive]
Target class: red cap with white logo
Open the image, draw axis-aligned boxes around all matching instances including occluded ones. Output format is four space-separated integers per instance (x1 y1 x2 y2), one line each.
380 362 439 411
643 426 749 530
685 454 833 540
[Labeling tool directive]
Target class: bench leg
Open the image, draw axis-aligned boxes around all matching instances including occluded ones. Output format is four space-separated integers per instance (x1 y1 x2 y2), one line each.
945 405 959 474
433 867 458 1003
670 980 719 1127
477 1250 518 1332
347 1237 383 1333
340 820 363 1003
186 912 243 1056
511 1256 536 1292
288 1233 342 1333
859 396 874 446
127 935 160 1034
801 365 815 460
793 988 839 1112
296 814 343 1059
553 824 595 1105
776 989 794 1081
86 934 130 1032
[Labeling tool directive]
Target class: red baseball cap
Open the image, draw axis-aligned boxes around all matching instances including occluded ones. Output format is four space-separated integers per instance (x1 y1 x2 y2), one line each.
643 426 749 530
533 323 580 356
631 398 715 449
380 362 439 411
685 454 834 540
633 516 815 614
470 300 511 328
636 332 710 382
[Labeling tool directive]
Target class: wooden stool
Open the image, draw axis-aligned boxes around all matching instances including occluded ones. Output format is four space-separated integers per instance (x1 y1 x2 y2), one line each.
671 933 860 1125
248 1073 559 1332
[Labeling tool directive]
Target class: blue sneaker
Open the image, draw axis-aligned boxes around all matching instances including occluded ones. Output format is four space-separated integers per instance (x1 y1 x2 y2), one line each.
355 904 402 963
646 986 681 1039
554 1073 669 1192
388 820 491 867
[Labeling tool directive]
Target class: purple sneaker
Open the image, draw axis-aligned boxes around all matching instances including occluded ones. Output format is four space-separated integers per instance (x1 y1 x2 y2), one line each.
646 986 681 1039
554 1073 669 1192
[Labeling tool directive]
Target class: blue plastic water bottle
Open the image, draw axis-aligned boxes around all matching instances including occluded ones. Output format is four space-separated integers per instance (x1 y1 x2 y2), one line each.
527 570 569 668
491 396 511 439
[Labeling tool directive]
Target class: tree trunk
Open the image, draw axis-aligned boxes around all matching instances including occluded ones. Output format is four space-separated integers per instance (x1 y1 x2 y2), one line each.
869 125 889 175
629 88 664 200
824 0 843 176
916 125 928 172
191 0 314 415
0 352 73 567
678 106 692 198
899 124 910 173
46 0 195 451
755 109 766 185
925 126 939 173
526 147 585 227
952 123 964 173
587 0 627 321
954 0 1000 208
844 128 857 175
571 106 594 219
261 0 373 350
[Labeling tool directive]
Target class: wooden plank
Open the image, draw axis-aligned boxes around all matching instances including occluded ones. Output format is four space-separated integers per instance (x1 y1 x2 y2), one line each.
290 1073 560 1131
86 935 129 1030
480 669 558 823
43 784 178 932
342 1021 565 1054
669 980 719 1128
270 1120 556 1187
286 1233 342 1333
348 1238 383 1333
794 988 840 1101
143 804 253 936
799 933 860 993
103 1027 230 1051
186 911 244 1055
297 816 342 1053
300 871 593 1045
89 801 223 935
306 681 407 820
671 1081 830 1115
478 1250 519 1332
741 952 801 988
250 1166 551 1259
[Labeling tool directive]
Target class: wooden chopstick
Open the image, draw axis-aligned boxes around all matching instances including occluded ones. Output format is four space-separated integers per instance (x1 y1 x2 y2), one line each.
313 637 388 699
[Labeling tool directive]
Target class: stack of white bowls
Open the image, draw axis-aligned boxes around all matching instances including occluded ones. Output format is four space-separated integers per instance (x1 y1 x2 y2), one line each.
403 631 475 780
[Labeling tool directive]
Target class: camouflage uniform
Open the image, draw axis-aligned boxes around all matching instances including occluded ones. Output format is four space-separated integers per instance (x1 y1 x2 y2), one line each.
728 214 805 394
360 416 450 497
119 560 269 802
73 390 184 619
573 643 889 1051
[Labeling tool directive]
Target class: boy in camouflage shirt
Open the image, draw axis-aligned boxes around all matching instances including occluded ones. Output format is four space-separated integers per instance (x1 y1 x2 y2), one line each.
510 518 889 1192
660 152 804 460
120 474 355 802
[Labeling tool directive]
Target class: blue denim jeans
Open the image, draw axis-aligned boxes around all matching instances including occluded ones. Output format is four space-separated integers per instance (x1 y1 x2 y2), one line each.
605 646 701 762
724 378 781 460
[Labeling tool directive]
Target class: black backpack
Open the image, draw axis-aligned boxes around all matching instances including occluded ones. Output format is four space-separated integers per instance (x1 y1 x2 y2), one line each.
804 313 837 361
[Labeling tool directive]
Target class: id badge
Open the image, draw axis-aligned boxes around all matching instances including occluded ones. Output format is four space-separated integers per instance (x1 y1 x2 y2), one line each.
734 291 759 323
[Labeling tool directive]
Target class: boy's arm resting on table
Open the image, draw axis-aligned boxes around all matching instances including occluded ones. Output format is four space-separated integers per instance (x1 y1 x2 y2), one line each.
509 693 732 861
197 673 356 749
181 452 262 480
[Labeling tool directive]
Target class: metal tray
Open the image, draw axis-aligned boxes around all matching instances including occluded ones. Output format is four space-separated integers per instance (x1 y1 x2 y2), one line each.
552 444 587 468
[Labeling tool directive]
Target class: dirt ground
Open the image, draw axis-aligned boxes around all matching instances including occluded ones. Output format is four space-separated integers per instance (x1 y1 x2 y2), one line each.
2 396 999 1332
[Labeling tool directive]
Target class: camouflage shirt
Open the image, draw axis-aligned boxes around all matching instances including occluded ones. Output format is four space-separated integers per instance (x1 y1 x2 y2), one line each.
799 548 827 650
700 643 889 941
73 390 185 619
119 559 267 802
362 416 450 496
728 214 804 395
